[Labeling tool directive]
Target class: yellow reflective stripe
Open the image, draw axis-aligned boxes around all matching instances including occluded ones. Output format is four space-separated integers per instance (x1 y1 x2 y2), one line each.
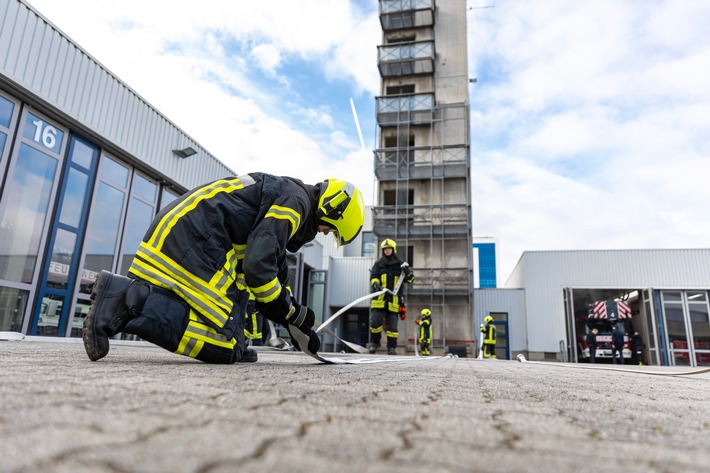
212 244 244 292
235 273 247 291
265 205 301 238
386 330 398 338
176 311 205 357
251 277 281 303
176 336 203 358
370 326 383 334
289 306 307 327
185 319 237 349
129 245 231 329
149 178 248 250
134 242 231 310
244 313 262 339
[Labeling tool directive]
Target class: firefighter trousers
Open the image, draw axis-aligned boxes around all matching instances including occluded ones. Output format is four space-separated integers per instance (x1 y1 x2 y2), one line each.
370 308 399 348
122 281 249 364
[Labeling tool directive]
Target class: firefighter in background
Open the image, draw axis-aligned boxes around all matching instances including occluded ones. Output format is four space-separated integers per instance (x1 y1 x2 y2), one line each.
481 315 497 358
369 238 415 355
82 174 365 364
244 292 271 346
415 308 433 356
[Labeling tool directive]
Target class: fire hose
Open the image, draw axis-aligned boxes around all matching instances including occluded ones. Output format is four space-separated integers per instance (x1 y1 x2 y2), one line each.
516 354 710 376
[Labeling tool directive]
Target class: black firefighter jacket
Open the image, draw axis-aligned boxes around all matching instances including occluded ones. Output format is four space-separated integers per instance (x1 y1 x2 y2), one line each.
128 172 320 340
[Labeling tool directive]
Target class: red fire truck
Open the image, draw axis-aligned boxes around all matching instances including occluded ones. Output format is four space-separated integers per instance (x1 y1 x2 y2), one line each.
580 299 632 361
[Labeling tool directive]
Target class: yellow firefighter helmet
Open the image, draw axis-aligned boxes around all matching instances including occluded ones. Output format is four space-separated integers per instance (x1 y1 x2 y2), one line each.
316 179 365 248
380 238 397 253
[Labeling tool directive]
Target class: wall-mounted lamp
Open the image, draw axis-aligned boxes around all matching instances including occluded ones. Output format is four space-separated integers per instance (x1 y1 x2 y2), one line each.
172 147 197 159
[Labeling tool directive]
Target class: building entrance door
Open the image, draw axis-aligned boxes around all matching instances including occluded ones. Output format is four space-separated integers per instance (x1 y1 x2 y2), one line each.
489 312 509 360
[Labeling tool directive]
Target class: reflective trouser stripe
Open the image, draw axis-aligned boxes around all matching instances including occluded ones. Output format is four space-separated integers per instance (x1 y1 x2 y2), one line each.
386 330 398 338
245 313 262 339
370 325 383 334
175 309 238 358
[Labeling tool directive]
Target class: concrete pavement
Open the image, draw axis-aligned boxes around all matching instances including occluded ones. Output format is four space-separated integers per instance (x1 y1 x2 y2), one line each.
1 337 709 472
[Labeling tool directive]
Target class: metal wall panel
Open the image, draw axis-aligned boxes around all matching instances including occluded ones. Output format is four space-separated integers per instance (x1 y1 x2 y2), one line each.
0 0 233 190
473 288 527 353
328 257 375 307
506 249 710 353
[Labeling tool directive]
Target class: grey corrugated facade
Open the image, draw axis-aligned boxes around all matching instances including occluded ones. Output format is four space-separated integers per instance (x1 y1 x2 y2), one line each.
0 0 233 191
473 288 527 355
328 257 375 307
504 249 710 356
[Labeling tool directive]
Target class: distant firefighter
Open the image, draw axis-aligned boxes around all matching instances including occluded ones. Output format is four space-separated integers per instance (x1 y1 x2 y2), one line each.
415 308 433 356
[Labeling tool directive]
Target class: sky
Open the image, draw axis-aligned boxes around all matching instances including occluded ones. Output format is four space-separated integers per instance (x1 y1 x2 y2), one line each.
26 0 710 283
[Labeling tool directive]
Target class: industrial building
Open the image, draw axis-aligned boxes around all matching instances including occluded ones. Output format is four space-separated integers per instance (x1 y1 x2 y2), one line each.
0 0 336 340
475 249 710 367
3 0 708 368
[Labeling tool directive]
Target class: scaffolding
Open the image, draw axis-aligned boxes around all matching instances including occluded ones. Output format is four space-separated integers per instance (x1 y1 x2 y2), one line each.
373 0 473 355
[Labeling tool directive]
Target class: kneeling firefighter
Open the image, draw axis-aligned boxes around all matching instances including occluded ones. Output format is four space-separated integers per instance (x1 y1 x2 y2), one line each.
415 308 432 356
369 238 414 355
82 173 364 364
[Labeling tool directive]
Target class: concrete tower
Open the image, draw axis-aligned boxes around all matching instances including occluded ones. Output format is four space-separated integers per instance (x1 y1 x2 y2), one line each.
373 0 473 355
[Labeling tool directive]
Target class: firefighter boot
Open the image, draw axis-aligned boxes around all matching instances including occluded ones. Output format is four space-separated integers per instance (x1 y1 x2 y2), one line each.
83 270 149 361
240 347 258 363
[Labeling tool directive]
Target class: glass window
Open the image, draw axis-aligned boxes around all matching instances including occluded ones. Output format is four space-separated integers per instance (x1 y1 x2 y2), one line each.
37 294 64 336
687 291 707 302
100 156 129 187
0 286 29 332
119 199 154 275
361 231 375 257
81 182 126 289
58 168 89 228
160 188 179 210
70 298 91 337
0 132 6 157
132 174 157 202
71 139 95 170
662 291 682 302
47 229 77 290
22 113 64 155
0 95 14 128
0 144 58 283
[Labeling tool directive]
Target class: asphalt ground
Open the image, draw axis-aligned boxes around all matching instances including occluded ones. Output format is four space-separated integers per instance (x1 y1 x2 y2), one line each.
1 337 709 473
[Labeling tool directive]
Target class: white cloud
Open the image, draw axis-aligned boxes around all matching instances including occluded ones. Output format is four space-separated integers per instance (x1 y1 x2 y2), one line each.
28 0 379 204
470 0 710 281
27 0 710 284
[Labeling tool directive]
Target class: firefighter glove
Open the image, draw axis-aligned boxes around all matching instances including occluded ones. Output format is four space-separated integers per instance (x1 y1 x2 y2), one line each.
285 303 315 332
415 319 420 325
372 280 382 292
287 325 321 354
399 306 407 321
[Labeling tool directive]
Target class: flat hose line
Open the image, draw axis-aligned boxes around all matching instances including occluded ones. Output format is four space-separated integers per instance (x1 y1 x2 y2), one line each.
516 354 710 377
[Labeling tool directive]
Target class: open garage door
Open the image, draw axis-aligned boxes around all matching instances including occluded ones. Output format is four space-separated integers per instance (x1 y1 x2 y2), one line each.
564 288 646 364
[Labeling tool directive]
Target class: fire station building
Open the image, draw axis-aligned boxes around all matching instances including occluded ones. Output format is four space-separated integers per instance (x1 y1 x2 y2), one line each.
474 249 710 367
3 1 709 367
